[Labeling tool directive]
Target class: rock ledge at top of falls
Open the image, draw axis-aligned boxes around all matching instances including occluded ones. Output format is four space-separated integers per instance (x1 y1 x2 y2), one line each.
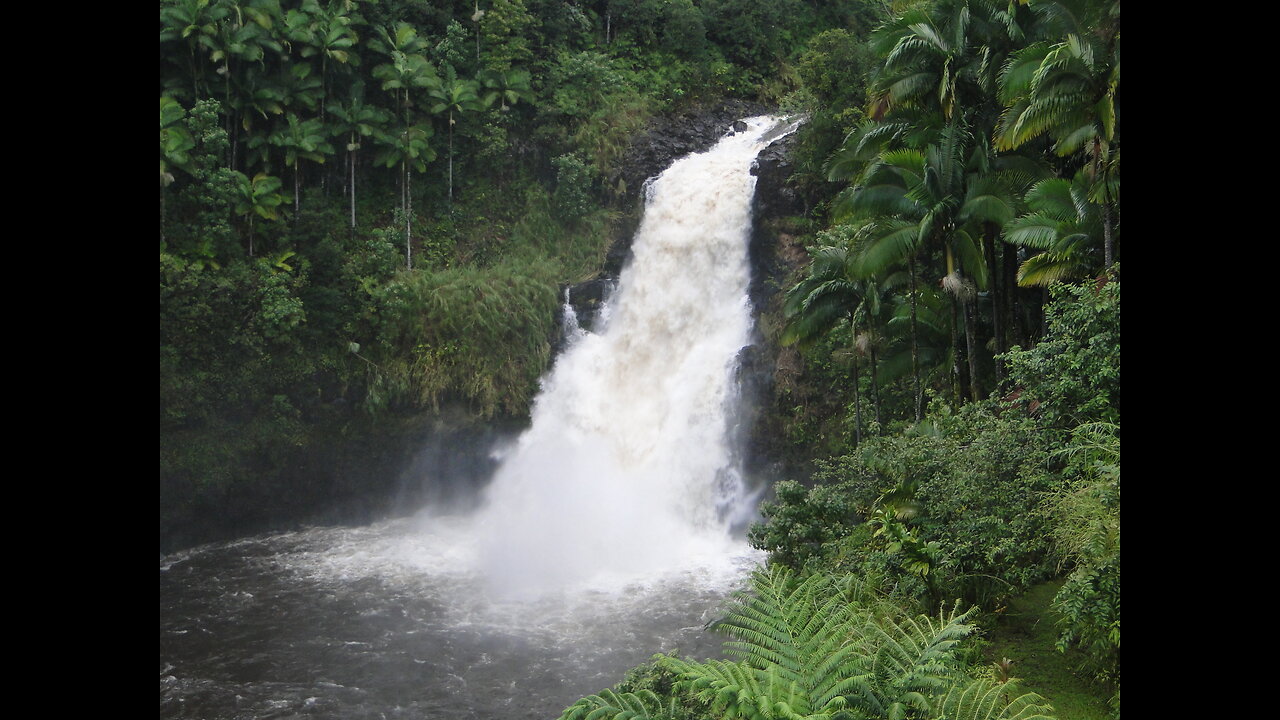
614 99 769 204
564 100 802 331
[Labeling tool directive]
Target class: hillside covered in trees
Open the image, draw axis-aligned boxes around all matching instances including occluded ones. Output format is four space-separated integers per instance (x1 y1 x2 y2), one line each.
161 0 1119 717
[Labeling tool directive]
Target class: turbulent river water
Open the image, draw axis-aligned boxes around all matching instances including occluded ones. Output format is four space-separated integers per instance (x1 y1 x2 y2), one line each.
160 116 797 720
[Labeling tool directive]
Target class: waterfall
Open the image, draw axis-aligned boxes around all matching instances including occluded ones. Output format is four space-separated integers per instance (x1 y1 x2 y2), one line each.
160 116 803 720
475 116 794 597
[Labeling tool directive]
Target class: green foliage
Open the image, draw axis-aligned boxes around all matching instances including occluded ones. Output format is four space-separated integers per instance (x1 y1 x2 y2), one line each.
1046 422 1120 685
478 0 537 72
1001 278 1120 427
160 96 195 187
559 688 671 720
478 67 534 111
795 29 873 111
652 568 1055 720
753 405 1060 608
545 50 628 121
365 263 559 416
748 477 864 570
700 0 796 81
1004 173 1109 287
551 152 597 222
788 27 876 194
166 99 238 262
934 679 1058 720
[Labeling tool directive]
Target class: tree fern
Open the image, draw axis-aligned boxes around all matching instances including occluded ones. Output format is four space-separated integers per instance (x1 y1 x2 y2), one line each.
664 568 1030 720
560 568 1057 720
934 679 1056 720
855 603 976 716
559 688 669 720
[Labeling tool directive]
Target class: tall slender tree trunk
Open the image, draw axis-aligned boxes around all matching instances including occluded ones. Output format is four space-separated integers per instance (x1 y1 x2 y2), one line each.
950 294 964 405
349 142 357 235
224 73 233 168
963 295 981 402
984 231 1004 381
294 163 301 217
1102 197 1114 268
870 343 882 429
448 115 455 202
908 257 922 422
1004 244 1021 348
851 313 862 448
320 61 329 196
1095 138 1115 269
405 161 413 270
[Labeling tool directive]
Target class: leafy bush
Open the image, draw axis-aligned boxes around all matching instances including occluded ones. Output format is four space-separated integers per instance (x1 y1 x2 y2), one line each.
552 152 597 221
752 406 1060 608
1047 422 1120 685
1002 278 1120 428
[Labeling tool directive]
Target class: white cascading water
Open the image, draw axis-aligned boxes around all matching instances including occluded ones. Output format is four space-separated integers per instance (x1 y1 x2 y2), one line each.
474 116 793 597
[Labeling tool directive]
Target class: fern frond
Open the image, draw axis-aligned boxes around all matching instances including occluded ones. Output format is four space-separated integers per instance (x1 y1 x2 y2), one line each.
558 688 665 720
935 679 1057 720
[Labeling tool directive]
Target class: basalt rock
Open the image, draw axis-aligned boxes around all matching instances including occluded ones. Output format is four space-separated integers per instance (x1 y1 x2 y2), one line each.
552 277 617 354
604 99 770 275
748 128 804 310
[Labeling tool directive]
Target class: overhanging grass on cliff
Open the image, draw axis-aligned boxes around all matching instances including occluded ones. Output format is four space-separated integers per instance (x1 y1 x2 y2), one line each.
366 261 561 418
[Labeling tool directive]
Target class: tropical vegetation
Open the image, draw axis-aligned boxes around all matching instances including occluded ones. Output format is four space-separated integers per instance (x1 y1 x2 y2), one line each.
160 0 1119 716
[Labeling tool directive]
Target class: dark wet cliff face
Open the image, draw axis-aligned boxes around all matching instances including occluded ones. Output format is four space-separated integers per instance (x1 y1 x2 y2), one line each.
749 131 805 309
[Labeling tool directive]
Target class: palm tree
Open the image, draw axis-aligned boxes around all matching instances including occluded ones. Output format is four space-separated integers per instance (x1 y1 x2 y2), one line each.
275 62 325 116
868 0 1029 123
231 171 284 256
159 0 229 100
782 242 891 444
996 0 1120 266
478 67 533 112
371 22 437 123
327 83 391 233
228 64 285 140
833 123 1016 404
204 3 282 170
268 113 332 214
863 0 1039 365
375 123 436 268
1004 172 1106 286
429 76 484 202
284 0 360 126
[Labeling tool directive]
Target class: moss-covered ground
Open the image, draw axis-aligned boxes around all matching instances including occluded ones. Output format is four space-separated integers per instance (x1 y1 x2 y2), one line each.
983 581 1115 720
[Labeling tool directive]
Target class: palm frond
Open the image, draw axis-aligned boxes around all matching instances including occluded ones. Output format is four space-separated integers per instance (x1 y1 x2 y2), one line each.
859 220 925 277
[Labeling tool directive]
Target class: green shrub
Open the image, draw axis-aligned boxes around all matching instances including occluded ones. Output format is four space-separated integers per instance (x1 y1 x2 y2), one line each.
1002 278 1120 428
552 152 596 222
752 406 1059 608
